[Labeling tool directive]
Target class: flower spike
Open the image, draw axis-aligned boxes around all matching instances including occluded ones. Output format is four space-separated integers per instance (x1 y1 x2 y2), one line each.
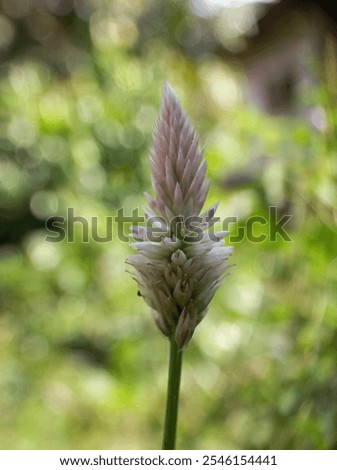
127 84 232 349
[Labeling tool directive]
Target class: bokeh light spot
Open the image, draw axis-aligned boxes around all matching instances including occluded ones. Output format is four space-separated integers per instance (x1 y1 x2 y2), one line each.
77 95 104 123
39 91 71 131
7 117 37 148
71 138 100 168
30 190 59 220
25 231 61 271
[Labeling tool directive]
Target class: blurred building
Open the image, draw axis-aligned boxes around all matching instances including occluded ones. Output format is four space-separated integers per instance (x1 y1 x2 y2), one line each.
231 0 337 121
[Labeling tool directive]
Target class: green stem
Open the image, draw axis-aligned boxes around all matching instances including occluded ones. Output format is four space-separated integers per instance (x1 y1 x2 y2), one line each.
162 337 183 450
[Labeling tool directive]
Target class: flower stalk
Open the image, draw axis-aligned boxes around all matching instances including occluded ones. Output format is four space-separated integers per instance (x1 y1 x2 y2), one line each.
162 337 183 450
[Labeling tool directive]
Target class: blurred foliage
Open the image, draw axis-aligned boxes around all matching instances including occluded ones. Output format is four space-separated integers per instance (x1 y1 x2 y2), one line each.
0 0 337 450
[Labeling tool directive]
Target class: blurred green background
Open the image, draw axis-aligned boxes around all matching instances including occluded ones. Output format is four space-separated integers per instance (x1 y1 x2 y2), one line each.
0 0 337 450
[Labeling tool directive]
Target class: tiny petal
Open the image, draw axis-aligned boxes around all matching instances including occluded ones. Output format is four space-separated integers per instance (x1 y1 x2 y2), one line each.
172 278 193 308
175 303 198 349
171 249 187 266
164 264 183 289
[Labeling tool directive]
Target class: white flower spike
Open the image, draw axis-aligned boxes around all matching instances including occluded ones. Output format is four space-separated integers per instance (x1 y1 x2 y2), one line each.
127 83 232 349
